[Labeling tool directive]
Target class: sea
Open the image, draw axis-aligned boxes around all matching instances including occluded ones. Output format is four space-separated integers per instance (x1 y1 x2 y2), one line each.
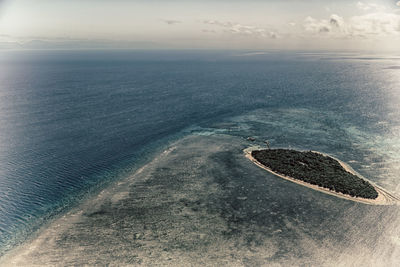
0 50 399 265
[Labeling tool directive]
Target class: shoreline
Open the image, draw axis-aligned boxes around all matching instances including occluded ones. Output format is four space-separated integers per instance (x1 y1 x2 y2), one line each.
244 147 399 205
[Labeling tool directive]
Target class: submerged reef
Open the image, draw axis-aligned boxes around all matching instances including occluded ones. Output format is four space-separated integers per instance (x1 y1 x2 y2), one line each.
251 149 378 199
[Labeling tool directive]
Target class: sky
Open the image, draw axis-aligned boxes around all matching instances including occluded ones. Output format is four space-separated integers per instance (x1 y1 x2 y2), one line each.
0 0 400 51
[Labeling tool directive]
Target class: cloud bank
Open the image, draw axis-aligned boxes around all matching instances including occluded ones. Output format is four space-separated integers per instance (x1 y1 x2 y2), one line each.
203 20 277 39
303 3 400 39
1 0 399 51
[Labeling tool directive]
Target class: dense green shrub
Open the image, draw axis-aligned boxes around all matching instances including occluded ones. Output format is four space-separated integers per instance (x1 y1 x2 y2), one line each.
252 149 378 199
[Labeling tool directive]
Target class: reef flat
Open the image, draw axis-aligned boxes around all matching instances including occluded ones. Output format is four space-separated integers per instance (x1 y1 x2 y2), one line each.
2 135 399 266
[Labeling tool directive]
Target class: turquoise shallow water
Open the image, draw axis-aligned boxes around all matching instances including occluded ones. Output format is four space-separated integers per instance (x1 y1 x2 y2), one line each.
0 50 399 260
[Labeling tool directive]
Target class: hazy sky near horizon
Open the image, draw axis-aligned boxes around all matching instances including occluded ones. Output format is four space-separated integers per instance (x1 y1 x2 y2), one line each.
0 0 400 50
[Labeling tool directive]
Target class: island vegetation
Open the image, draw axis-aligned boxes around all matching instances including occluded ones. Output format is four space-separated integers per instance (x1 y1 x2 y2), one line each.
251 149 378 199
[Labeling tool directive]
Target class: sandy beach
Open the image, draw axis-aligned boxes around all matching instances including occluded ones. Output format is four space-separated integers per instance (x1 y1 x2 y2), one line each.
244 147 400 206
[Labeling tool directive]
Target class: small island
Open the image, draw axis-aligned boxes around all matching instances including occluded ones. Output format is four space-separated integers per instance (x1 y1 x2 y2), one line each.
250 148 378 199
244 146 400 205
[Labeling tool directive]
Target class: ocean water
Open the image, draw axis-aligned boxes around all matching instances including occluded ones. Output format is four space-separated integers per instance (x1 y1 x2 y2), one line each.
0 50 400 264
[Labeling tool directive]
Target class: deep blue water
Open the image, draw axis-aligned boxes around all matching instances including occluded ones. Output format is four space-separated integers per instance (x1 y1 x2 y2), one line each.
0 50 399 255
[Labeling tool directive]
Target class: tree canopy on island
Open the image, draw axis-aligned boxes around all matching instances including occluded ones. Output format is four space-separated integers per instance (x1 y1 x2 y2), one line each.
252 149 378 199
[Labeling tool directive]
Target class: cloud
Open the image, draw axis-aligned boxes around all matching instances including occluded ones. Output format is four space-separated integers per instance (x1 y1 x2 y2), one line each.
303 11 400 38
161 19 181 25
303 16 340 34
203 20 277 39
350 12 400 36
319 26 330 33
329 14 344 28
